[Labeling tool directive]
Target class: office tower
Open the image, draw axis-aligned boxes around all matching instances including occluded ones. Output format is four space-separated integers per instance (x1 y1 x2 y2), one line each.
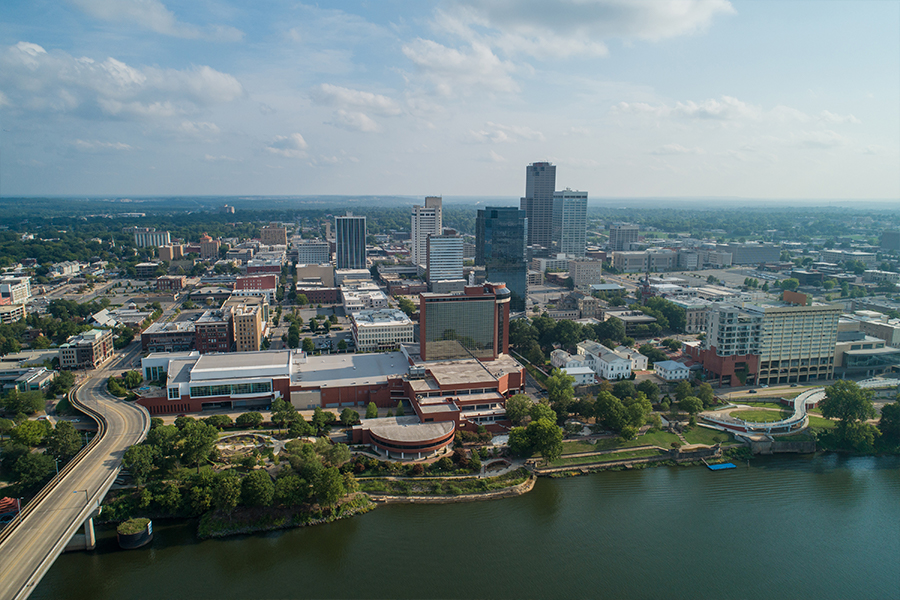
880 230 900 251
426 234 463 283
260 224 288 246
552 189 588 257
335 212 367 269
411 196 442 266
520 162 556 255
476 207 528 311
133 229 171 248
608 223 639 252
419 283 511 361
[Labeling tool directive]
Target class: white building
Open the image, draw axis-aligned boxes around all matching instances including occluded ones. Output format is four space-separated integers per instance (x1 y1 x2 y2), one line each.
552 189 587 257
561 366 596 386
550 349 586 370
426 234 463 283
293 240 330 264
341 281 388 313
614 346 648 371
351 309 415 352
654 360 691 382
568 260 603 288
576 340 632 381
134 229 171 248
411 197 442 266
0 277 31 305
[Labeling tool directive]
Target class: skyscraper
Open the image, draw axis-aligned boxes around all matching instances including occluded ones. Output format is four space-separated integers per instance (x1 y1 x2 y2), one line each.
552 189 588 257
411 196 442 266
608 223 639 252
520 162 556 255
476 207 528 312
419 282 511 361
335 212 366 269
426 234 463 283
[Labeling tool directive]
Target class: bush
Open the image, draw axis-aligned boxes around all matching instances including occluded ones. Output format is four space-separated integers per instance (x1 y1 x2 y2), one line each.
117 518 150 536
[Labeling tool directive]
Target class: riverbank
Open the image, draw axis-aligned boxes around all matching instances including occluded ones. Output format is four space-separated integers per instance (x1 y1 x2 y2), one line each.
366 470 535 504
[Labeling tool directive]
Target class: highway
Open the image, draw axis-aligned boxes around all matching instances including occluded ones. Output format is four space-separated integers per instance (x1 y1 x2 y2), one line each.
0 371 150 600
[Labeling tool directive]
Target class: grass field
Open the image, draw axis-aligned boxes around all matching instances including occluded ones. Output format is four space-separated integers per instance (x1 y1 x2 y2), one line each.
807 415 837 430
547 448 664 468
731 409 791 423
558 430 681 456
734 401 788 410
357 468 530 496
682 427 734 446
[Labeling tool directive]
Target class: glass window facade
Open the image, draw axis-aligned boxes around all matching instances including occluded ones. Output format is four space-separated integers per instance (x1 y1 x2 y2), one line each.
476 207 527 311
423 297 496 360
189 381 272 398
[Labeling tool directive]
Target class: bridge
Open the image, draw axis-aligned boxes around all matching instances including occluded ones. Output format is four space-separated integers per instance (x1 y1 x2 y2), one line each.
702 377 899 435
0 374 150 600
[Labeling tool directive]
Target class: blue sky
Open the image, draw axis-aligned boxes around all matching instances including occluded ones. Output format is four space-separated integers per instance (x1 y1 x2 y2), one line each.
1 0 897 199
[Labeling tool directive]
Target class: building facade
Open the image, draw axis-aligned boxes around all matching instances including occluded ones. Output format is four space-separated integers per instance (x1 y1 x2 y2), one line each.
568 260 603 288
59 329 114 370
335 213 367 269
411 196 442 266
260 224 288 246
552 189 587 257
134 229 171 248
608 224 639 252
426 234 463 283
475 207 528 312
520 161 556 254
292 240 330 265
419 283 511 361
351 309 415 352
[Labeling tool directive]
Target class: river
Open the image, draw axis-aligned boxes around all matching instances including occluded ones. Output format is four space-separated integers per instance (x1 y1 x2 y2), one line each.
33 454 900 600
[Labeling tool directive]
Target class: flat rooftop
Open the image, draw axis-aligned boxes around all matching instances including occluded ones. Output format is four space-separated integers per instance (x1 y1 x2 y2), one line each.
295 351 409 388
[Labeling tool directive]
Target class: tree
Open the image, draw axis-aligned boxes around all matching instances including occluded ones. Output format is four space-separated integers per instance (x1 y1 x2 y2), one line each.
3 390 45 415
674 380 692 402
595 391 626 432
322 319 332 334
505 394 533 426
529 401 557 424
878 401 900 443
213 470 241 514
49 370 75 396
179 420 219 472
274 473 309 507
820 380 875 438
507 426 531 457
11 420 50 447
235 412 264 429
781 278 800 292
397 297 416 317
288 323 300 349
309 318 319 333
365 402 378 419
314 466 346 507
340 408 360 426
272 398 298 431
695 382 715 407
288 417 314 438
546 369 575 419
527 417 563 464
312 407 336 435
205 414 233 430
679 396 703 416
123 370 143 389
636 380 660 404
47 420 82 462
241 469 275 507
337 339 348 352
123 444 156 487
302 337 315 353
13 452 55 489
612 381 637 401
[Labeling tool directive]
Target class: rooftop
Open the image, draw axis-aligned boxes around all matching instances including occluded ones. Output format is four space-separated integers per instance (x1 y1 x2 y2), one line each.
295 351 409 388
362 416 455 443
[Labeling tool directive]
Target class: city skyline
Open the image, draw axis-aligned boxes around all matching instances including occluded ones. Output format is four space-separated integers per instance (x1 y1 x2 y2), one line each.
1 1 897 200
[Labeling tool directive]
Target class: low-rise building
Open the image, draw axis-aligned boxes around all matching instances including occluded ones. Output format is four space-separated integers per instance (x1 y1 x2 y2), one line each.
576 340 632 381
156 275 186 291
351 309 415 353
568 260 603 288
0 367 56 392
59 329 113 370
195 309 233 354
234 275 279 304
614 346 649 371
561 366 596 386
0 304 26 324
342 281 388 314
0 277 31 305
654 360 691 382
141 321 196 353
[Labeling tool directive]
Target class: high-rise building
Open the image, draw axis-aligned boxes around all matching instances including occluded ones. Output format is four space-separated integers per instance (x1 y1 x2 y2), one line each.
199 235 221 261
419 283 511 361
411 196 442 266
880 229 900 251
552 189 588 257
134 229 171 248
426 234 463 284
608 223 639 252
260 224 288 246
335 212 367 269
520 162 556 255
476 207 528 311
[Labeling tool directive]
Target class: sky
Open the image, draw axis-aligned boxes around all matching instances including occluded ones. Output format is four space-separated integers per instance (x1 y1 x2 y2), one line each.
1 0 898 200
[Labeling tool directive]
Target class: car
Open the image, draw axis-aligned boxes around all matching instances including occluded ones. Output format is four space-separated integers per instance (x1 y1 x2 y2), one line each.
748 389 757 394
790 383 798 387
760 384 768 388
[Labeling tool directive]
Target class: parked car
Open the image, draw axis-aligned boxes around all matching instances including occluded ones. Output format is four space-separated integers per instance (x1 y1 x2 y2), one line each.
748 389 757 394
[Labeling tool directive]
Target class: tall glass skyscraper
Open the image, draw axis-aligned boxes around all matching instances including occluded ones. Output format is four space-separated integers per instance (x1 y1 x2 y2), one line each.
519 161 556 256
476 207 528 312
335 212 366 269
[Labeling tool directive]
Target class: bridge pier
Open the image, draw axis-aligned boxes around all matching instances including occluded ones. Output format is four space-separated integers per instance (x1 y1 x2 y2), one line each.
64 507 100 552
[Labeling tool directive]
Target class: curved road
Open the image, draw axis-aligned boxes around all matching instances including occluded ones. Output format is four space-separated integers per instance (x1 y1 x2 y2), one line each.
0 374 150 600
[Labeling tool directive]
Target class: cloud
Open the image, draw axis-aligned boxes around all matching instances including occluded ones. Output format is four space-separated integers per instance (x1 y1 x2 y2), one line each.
794 130 847 149
613 96 761 121
70 0 244 41
328 110 381 133
204 154 239 162
819 110 861 124
433 0 735 59
266 133 308 158
650 143 704 155
71 139 133 152
310 83 402 116
402 39 518 95
177 120 220 136
465 121 545 143
487 150 507 163
0 42 244 119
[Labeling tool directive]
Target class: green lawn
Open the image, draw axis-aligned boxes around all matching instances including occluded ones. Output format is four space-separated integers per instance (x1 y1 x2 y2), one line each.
775 431 817 442
731 409 791 423
559 430 680 456
357 468 530 496
807 415 837 430
547 448 664 468
734 401 787 410
682 427 734 446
